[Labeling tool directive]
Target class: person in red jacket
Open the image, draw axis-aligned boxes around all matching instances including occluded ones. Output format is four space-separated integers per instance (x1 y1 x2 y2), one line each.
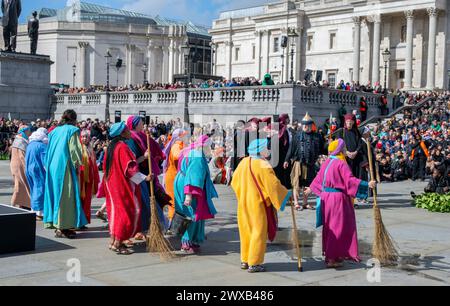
359 97 368 122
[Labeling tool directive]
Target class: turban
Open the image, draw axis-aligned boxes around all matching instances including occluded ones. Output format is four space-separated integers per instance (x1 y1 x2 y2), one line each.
109 122 127 138
328 139 346 161
29 128 48 144
248 138 268 156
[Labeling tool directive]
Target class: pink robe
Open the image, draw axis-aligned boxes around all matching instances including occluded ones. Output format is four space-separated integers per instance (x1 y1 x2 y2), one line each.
310 158 368 263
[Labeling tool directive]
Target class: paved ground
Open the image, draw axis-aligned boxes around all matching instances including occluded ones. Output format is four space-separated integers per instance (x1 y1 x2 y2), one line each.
1 160 449 286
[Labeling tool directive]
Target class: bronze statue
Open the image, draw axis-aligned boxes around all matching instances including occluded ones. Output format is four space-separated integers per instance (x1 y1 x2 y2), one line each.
1 0 21 52
28 11 39 55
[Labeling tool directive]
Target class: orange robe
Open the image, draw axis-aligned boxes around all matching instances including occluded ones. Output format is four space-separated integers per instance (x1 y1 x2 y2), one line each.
164 141 184 220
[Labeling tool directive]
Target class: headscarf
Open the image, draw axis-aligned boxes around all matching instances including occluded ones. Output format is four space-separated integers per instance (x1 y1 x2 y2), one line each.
29 127 49 144
126 116 147 152
328 139 346 161
177 135 210 171
278 114 289 146
18 124 31 140
248 138 268 157
109 122 127 138
162 128 187 172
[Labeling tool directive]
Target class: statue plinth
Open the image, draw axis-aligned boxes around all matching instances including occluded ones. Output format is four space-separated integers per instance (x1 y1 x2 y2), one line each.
0 51 53 120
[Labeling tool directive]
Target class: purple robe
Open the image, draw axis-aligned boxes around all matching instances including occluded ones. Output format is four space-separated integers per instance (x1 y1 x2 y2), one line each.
310 157 369 263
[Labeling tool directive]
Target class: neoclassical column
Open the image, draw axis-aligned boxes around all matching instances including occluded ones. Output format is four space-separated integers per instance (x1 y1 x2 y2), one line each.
404 10 414 89
162 45 170 83
147 40 156 83
225 40 233 80
168 39 175 83
426 7 438 89
352 17 361 83
255 30 262 79
78 42 89 88
371 15 381 85
125 44 135 85
265 30 271 74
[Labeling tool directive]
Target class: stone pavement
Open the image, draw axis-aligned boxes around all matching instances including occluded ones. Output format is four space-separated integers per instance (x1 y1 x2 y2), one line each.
0 160 449 286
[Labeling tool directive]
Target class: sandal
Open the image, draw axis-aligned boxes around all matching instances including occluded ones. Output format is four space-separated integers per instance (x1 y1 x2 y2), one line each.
295 204 303 211
55 229 76 239
123 240 134 248
304 204 316 210
96 210 107 222
248 265 266 273
134 233 145 241
111 245 134 255
241 262 249 270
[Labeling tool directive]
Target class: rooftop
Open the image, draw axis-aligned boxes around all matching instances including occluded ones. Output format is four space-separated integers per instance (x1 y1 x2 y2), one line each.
35 0 210 36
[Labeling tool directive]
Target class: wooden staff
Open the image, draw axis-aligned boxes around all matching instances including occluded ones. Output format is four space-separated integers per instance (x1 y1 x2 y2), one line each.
290 200 303 272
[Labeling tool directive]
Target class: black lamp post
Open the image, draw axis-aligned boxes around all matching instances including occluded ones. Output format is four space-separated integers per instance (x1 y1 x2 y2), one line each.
382 48 391 93
288 28 299 83
72 64 76 88
181 43 191 87
104 50 112 122
142 63 148 84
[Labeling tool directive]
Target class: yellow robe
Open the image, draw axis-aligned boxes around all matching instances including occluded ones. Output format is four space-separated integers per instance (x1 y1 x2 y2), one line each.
231 157 291 266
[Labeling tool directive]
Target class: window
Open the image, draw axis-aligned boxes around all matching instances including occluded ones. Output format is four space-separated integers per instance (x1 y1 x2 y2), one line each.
328 73 336 87
252 45 256 60
329 32 337 50
399 70 405 79
273 37 280 53
400 25 407 43
235 47 240 62
307 35 313 51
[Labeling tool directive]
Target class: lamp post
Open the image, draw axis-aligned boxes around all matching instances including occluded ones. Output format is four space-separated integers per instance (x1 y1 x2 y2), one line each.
288 28 299 83
382 48 391 93
181 43 191 87
142 63 148 85
104 50 112 122
72 63 76 88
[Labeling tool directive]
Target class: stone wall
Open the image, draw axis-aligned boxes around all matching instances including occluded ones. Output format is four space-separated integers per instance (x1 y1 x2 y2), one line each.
52 85 391 125
0 52 53 121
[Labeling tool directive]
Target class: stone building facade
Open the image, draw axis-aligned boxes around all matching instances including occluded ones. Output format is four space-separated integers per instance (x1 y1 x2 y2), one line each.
210 0 449 90
2 1 211 88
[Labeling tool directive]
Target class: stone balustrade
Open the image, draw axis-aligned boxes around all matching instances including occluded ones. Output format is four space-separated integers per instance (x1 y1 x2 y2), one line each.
53 85 391 125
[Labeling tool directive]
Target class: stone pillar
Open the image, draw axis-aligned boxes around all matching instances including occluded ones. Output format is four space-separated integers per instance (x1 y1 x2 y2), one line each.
168 39 175 83
265 30 271 74
426 8 438 89
162 45 169 83
404 10 414 89
352 17 361 83
225 40 233 80
125 44 135 86
371 15 381 85
78 42 89 88
255 30 262 79
147 40 156 83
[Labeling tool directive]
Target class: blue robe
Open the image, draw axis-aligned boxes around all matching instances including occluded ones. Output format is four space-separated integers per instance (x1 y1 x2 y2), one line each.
43 125 87 229
25 141 47 212
174 149 218 246
125 139 167 231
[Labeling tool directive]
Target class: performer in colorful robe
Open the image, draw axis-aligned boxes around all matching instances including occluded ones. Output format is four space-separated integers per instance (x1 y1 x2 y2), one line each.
25 128 48 220
307 139 376 268
231 139 291 273
174 135 218 254
79 129 100 225
11 125 32 209
162 128 187 222
44 110 87 239
103 122 152 255
125 116 167 236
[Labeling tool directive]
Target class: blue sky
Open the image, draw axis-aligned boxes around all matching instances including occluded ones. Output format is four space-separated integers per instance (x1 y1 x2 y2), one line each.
19 0 272 27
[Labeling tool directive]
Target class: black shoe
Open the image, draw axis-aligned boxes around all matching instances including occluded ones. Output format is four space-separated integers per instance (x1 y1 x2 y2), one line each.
248 265 266 273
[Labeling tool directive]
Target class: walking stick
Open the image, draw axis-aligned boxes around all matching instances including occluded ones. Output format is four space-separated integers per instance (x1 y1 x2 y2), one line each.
290 200 303 272
145 131 174 259
366 140 398 265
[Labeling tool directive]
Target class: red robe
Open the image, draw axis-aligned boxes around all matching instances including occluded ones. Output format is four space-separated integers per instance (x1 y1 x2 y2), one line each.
79 144 100 223
104 142 143 241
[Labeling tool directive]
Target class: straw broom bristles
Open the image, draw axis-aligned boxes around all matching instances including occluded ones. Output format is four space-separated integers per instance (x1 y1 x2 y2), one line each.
145 131 175 260
366 140 398 266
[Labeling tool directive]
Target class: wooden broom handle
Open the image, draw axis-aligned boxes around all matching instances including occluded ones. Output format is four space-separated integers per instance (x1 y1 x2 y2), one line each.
146 131 155 198
366 140 378 208
290 201 302 271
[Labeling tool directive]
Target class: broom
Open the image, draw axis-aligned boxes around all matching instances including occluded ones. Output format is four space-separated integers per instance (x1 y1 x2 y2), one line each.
366 140 398 265
145 131 175 260
290 199 303 272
